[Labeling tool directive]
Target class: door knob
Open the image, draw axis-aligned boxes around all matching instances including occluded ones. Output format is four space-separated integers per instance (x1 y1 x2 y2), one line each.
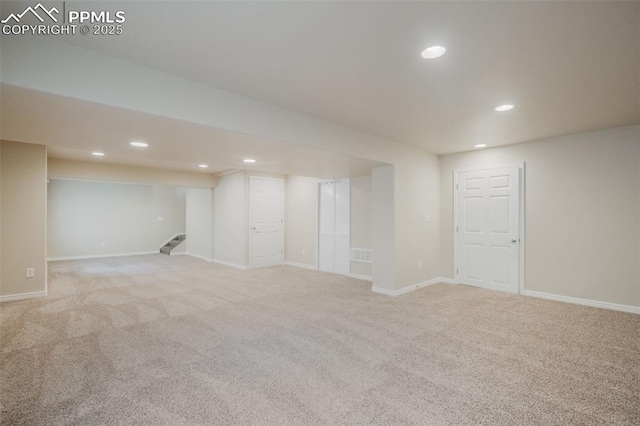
511 239 517 243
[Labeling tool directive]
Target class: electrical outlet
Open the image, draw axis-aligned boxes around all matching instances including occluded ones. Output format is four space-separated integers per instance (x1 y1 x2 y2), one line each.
302 248 306 255
101 242 106 248
418 261 423 270
157 216 164 222
25 268 35 278
425 214 431 223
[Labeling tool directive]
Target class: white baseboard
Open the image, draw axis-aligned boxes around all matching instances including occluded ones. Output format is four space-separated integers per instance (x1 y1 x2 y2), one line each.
372 277 451 297
284 261 318 270
284 261 372 281
211 258 250 270
183 253 248 270
184 252 251 271
522 290 640 314
0 290 48 302
347 272 373 282
169 251 187 256
183 252 214 262
48 251 158 261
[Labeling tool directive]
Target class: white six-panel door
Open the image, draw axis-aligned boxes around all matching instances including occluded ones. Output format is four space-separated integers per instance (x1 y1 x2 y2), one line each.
250 177 284 268
318 180 350 275
455 166 521 293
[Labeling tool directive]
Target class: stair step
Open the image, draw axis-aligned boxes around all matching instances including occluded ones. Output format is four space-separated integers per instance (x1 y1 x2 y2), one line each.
159 235 186 255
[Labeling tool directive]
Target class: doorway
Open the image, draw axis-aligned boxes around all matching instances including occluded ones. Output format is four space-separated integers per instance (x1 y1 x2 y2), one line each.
318 179 350 275
454 164 524 293
249 177 284 268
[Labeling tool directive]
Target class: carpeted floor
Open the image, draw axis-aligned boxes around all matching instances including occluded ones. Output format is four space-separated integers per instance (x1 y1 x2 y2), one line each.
1 254 638 425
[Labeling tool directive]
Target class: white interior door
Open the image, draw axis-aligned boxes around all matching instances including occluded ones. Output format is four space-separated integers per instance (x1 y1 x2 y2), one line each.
318 179 350 275
334 180 350 275
455 166 521 293
318 182 336 272
250 177 284 268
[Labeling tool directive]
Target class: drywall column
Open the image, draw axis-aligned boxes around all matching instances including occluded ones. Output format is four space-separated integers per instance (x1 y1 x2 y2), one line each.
0 140 48 299
185 188 214 261
371 165 395 291
213 172 247 268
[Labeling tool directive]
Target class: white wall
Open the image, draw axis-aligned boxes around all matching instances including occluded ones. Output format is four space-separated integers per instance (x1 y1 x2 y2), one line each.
47 180 186 259
440 125 640 308
1 141 48 298
186 188 214 261
213 172 247 267
285 175 320 267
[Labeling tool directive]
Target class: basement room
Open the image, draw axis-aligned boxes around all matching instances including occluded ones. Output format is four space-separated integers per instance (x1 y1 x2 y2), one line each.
0 1 638 425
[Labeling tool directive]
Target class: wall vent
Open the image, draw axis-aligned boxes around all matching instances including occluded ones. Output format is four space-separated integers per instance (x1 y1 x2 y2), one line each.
350 248 372 263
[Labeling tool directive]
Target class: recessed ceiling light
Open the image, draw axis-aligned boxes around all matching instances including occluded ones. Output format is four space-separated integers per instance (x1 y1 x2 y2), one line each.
421 46 446 59
474 144 487 149
92 152 105 156
495 104 514 112
198 164 208 168
130 141 149 148
243 159 256 163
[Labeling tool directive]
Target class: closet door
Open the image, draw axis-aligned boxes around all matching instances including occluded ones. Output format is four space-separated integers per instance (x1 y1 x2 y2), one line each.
318 182 336 272
318 180 350 275
333 180 350 275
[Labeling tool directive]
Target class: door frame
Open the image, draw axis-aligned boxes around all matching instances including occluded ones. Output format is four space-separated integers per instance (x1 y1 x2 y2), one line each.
248 176 285 269
316 178 351 275
453 162 526 294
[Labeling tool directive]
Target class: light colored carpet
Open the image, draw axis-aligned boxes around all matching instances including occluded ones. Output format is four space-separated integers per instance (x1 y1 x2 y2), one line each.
1 254 638 425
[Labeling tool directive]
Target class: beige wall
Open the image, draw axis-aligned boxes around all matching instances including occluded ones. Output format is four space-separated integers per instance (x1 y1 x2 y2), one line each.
440 125 640 307
394 154 440 288
284 175 373 277
285 175 320 267
372 166 395 289
1 140 47 298
0 141 2 293
186 188 214 261
350 175 372 277
48 180 186 259
48 158 216 188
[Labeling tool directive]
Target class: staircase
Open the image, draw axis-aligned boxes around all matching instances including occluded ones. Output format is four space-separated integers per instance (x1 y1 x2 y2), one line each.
160 234 186 255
